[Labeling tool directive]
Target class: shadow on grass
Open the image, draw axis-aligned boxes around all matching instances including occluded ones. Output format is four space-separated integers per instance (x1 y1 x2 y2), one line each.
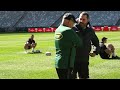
102 58 120 60
27 52 44 54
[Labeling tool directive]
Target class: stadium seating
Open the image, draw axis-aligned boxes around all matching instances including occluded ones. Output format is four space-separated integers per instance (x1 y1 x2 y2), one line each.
17 11 66 27
0 11 24 27
0 11 120 28
87 11 120 26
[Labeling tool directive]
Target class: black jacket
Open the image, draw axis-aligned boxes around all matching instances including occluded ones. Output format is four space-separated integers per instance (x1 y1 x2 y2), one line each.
73 24 100 62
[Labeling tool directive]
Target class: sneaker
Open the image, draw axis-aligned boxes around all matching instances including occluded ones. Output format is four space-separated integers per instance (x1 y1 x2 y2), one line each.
25 49 28 53
112 56 120 59
32 50 35 53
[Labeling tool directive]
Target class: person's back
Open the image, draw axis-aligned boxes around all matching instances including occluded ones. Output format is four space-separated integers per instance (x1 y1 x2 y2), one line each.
99 42 110 59
55 25 82 69
54 13 83 79
27 38 35 45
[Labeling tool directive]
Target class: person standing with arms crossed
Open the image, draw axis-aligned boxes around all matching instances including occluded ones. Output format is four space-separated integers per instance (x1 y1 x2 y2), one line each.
54 13 83 79
72 12 100 79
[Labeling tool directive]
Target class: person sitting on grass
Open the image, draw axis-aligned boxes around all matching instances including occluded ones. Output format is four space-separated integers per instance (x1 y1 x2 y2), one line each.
24 34 37 53
99 37 120 59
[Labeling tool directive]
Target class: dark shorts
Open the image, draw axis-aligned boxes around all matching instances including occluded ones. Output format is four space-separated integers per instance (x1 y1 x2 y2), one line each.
100 52 110 59
73 61 89 79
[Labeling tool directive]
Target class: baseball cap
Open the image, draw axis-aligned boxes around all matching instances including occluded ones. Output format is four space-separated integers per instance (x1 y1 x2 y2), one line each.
63 13 77 23
102 37 108 41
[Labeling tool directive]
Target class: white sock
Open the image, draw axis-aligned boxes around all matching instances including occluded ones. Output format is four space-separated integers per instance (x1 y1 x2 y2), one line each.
25 49 28 53
112 52 116 57
32 48 34 52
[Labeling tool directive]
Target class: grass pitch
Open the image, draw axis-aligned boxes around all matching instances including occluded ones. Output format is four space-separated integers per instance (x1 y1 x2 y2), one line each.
0 32 120 79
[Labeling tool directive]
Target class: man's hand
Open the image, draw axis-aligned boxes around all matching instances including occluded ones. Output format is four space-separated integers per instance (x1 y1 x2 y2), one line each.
89 52 96 57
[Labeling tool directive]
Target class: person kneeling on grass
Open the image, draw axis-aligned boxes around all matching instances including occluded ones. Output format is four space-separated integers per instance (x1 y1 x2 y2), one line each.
24 34 37 53
99 37 120 59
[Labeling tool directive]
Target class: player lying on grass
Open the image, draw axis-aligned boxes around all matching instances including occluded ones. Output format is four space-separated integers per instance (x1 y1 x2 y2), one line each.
24 34 37 53
99 37 120 59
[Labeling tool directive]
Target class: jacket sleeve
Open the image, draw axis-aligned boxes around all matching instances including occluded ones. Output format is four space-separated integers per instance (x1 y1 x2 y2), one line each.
91 29 100 55
69 29 83 48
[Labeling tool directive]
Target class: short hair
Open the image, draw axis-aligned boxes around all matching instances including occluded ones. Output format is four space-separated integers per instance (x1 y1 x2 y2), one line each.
61 13 77 25
102 37 107 42
79 12 89 19
62 13 77 22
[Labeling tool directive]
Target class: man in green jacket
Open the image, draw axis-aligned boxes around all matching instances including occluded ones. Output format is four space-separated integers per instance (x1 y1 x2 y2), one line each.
55 13 83 79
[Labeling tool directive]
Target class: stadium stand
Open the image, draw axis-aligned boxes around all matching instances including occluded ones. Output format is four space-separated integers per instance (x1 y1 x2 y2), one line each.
0 11 24 27
116 18 120 26
87 11 120 26
17 11 66 27
0 11 120 32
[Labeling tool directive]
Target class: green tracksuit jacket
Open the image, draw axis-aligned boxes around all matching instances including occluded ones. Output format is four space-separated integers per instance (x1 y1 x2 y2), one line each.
55 25 83 69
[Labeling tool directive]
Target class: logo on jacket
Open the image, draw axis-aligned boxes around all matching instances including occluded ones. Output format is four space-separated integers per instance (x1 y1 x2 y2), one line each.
55 33 63 40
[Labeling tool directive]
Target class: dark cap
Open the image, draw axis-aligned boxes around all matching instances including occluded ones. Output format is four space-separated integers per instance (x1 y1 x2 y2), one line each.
102 37 107 41
63 13 77 23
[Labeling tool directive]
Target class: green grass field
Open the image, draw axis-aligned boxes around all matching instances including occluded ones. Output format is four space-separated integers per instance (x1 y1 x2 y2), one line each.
0 32 120 79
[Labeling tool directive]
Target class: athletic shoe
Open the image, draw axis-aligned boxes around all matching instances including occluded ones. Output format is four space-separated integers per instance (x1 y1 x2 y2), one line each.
112 56 120 59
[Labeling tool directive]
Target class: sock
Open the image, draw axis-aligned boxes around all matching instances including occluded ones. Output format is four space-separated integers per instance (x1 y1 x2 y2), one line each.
25 49 28 53
112 52 116 57
32 48 34 52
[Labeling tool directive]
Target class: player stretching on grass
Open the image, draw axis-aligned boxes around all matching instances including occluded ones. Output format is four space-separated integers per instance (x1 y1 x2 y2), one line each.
99 37 120 59
24 34 37 53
